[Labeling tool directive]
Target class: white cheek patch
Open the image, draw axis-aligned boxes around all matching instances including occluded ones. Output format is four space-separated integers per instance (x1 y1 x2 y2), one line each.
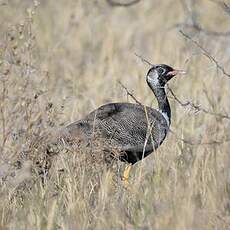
147 70 159 86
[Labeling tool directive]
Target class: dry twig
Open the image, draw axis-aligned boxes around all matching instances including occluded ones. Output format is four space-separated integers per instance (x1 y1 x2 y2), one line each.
134 53 153 67
167 85 230 120
118 80 142 105
175 0 230 36
208 0 230 16
180 30 230 78
176 22 230 37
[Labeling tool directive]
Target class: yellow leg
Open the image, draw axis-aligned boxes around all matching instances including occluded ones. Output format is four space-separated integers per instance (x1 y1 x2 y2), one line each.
122 164 132 185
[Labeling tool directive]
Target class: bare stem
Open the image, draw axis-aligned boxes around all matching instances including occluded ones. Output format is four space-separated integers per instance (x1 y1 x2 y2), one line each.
180 30 230 78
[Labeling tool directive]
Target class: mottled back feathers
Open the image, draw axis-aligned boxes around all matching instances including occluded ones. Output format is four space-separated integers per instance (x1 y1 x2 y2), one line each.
61 103 169 164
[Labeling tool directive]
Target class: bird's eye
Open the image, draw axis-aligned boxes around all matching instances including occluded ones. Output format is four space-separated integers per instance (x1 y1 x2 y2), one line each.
157 67 165 75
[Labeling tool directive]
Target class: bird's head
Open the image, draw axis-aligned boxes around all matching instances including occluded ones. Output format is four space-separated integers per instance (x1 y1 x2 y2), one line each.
146 64 186 87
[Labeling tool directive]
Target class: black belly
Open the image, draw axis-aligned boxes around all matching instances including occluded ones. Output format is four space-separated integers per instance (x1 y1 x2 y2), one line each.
119 150 153 164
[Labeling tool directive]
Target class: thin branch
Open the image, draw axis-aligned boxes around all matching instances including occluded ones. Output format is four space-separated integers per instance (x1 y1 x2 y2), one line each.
180 30 230 78
167 85 230 120
106 0 141 7
117 80 142 105
134 53 154 67
174 22 230 37
0 77 6 148
174 0 230 36
208 0 230 16
223 2 230 14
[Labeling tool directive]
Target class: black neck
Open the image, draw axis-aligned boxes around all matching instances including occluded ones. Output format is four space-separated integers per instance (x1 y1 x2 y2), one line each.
147 82 171 125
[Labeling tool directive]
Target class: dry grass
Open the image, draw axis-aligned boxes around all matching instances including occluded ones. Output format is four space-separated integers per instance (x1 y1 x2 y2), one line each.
0 0 230 229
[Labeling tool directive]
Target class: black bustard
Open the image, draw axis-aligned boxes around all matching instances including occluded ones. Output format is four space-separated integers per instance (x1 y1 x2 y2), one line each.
56 64 185 182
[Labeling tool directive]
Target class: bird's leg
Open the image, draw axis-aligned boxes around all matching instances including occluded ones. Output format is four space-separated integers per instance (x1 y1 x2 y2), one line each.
122 164 132 185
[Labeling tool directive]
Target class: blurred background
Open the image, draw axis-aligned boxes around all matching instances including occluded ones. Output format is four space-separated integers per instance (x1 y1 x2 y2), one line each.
0 0 230 229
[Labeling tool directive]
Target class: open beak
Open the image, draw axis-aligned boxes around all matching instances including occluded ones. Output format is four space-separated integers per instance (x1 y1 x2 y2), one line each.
167 69 187 76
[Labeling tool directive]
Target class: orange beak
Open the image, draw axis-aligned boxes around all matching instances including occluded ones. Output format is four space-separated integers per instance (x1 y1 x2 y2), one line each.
167 69 187 76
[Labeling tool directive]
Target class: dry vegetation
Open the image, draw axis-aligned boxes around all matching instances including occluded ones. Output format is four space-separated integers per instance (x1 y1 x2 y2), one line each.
0 0 230 229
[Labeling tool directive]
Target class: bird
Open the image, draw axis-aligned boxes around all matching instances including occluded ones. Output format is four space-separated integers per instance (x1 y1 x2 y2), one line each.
56 64 186 182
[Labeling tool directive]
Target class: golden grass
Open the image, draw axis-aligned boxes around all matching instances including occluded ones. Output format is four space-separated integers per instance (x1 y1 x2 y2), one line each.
0 0 230 229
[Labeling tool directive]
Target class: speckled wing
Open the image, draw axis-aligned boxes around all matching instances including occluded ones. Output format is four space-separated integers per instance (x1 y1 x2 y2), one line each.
81 103 169 152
